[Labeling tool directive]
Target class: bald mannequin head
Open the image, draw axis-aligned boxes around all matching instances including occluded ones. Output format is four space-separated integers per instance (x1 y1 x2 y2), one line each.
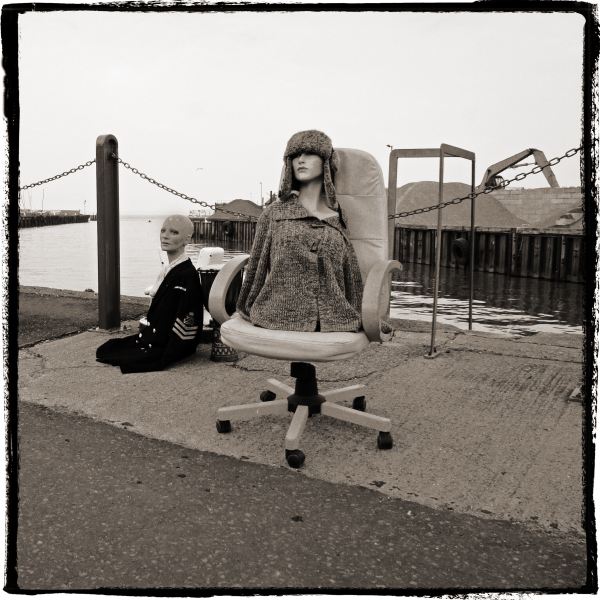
160 214 194 262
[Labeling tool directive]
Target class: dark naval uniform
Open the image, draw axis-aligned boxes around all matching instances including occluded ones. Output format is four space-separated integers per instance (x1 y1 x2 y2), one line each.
96 258 204 373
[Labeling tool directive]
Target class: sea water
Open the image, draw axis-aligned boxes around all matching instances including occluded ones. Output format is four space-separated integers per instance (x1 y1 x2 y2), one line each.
17 216 244 296
18 215 583 336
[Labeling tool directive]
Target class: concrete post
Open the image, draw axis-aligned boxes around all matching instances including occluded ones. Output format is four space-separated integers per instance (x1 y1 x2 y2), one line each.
96 135 120 329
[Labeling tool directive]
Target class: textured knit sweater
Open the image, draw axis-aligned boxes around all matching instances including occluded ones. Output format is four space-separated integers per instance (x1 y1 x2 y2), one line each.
236 196 363 332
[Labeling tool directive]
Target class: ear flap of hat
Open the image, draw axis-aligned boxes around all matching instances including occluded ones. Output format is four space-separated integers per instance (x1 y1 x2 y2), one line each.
278 156 294 200
330 148 340 174
322 160 338 211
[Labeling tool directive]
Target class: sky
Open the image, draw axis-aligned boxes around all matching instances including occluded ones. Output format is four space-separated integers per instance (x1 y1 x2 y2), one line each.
16 7 585 215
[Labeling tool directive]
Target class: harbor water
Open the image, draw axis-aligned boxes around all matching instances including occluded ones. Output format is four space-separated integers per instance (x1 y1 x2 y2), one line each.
18 216 583 337
390 262 583 336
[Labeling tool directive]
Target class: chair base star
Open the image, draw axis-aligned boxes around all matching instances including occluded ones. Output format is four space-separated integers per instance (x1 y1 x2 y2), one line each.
216 361 393 468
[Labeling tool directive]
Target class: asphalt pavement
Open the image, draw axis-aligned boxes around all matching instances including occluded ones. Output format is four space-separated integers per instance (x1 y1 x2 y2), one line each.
15 402 588 591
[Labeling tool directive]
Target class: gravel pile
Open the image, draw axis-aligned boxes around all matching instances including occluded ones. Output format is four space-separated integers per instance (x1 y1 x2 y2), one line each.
392 181 527 228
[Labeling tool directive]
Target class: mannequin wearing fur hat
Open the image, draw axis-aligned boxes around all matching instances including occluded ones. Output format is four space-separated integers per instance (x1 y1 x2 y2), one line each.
236 130 364 333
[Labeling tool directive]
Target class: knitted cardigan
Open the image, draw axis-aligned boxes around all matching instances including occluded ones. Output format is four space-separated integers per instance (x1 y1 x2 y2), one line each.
236 197 363 332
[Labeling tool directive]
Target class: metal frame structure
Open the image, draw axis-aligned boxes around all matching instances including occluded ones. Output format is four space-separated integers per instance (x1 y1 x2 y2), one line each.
477 148 558 191
388 144 476 357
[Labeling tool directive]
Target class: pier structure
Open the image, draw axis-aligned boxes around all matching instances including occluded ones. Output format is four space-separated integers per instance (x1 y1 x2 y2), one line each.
392 182 584 283
18 212 94 228
394 225 584 284
192 198 262 249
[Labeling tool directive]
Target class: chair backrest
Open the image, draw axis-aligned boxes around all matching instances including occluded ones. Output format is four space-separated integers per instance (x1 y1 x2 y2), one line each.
334 148 389 280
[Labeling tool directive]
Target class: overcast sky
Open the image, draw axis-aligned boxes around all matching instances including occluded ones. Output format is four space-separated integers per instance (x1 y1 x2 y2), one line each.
17 8 584 215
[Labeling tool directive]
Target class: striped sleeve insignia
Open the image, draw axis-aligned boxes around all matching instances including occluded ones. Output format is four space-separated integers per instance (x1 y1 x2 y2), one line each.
174 285 187 292
172 312 198 340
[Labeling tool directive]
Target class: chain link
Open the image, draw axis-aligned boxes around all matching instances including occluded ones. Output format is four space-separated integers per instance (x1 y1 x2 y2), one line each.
112 154 259 221
19 159 96 191
389 146 582 220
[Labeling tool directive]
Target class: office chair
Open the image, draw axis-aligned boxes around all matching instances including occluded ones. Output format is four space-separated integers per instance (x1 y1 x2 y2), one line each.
208 148 401 468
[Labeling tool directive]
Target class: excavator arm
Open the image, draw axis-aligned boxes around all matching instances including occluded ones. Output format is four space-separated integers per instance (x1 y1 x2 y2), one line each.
477 148 559 191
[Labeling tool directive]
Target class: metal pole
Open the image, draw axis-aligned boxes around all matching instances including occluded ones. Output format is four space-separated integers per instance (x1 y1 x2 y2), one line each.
96 134 120 329
469 159 476 330
387 150 398 259
429 149 445 357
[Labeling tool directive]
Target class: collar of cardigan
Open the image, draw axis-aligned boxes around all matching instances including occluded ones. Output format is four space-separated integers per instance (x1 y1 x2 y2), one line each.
272 197 347 232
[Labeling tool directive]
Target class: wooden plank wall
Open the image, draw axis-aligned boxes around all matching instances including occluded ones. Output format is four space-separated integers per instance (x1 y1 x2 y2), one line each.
192 219 583 283
393 226 584 283
193 219 256 249
18 214 91 228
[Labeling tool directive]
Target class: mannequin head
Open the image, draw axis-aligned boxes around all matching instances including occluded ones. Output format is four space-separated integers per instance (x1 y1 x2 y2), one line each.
292 153 324 185
160 214 194 262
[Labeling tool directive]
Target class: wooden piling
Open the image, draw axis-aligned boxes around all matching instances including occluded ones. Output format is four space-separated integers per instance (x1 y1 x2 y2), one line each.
96 134 120 330
192 219 256 250
191 219 583 283
393 225 583 283
18 214 92 228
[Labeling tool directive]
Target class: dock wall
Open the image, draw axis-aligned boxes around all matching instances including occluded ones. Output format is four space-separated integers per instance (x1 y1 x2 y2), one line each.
393 226 584 283
193 219 256 249
192 219 584 283
19 214 92 228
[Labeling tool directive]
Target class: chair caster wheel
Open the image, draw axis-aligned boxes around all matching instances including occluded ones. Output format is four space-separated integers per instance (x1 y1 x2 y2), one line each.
285 449 305 468
260 390 276 402
377 431 393 450
216 419 231 434
352 396 366 411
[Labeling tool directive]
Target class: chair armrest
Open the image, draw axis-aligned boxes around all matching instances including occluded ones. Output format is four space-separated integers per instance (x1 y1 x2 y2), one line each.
208 254 250 324
362 259 402 342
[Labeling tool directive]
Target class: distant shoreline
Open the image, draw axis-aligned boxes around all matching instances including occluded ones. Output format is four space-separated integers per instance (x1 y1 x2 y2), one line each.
19 285 151 306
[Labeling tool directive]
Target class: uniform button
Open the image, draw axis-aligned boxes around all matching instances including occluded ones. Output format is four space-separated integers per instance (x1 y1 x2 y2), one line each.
149 344 152 348
138 333 142 338
153 328 156 333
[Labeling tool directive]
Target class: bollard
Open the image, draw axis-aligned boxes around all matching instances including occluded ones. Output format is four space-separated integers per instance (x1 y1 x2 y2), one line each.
96 135 120 329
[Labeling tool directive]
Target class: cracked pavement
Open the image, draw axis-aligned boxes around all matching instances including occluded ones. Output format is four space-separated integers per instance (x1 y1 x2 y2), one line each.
18 316 585 533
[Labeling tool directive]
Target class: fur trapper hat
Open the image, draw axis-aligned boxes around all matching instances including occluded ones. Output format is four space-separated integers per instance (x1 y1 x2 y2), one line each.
279 130 339 210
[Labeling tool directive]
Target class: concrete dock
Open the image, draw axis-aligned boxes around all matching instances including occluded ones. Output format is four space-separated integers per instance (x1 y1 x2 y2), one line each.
14 286 590 590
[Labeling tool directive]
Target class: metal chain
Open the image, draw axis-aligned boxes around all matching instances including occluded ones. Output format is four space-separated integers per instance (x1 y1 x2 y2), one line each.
112 154 259 221
389 146 582 220
19 159 96 191
17 145 581 222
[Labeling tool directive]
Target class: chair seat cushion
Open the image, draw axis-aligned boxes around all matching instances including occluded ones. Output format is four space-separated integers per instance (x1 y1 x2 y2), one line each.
220 314 370 362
